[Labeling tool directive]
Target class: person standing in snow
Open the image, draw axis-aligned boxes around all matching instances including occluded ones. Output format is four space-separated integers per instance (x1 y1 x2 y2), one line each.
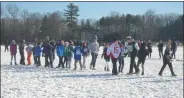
32 43 37 65
157 40 164 59
50 38 56 61
56 40 65 68
73 41 83 70
158 43 177 76
171 40 177 59
68 41 74 69
136 42 149 75
63 42 70 68
4 40 9 52
126 36 140 75
26 42 33 65
88 35 99 70
101 43 110 71
147 40 152 58
19 40 26 65
107 38 121 75
118 41 126 73
10 40 18 65
34 42 42 67
82 41 90 69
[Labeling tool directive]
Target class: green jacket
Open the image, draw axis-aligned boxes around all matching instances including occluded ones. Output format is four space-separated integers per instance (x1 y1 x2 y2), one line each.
68 45 74 57
64 46 69 56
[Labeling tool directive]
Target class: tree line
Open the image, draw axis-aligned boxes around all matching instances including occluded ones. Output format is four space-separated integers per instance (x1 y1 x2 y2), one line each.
1 3 183 44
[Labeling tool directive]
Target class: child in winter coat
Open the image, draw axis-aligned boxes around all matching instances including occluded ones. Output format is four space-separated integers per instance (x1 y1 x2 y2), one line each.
147 40 152 58
101 43 110 71
68 41 74 69
56 40 65 68
118 42 126 73
82 42 90 69
34 42 42 66
10 40 18 65
64 42 70 68
73 42 83 70
26 42 33 65
137 42 149 75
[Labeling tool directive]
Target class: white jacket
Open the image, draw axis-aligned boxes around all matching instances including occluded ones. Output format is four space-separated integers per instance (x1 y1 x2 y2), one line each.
107 43 121 59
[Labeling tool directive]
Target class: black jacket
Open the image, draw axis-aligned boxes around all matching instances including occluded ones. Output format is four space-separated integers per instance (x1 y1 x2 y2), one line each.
19 44 25 55
128 41 138 58
158 43 164 51
137 43 149 59
42 41 54 56
171 42 177 51
163 47 172 63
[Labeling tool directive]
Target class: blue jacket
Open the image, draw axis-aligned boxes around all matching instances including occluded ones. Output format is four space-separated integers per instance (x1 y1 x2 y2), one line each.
56 44 64 56
34 46 42 56
73 46 82 60
82 46 89 56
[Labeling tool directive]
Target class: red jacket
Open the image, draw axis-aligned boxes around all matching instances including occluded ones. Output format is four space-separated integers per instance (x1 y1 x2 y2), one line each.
10 44 17 55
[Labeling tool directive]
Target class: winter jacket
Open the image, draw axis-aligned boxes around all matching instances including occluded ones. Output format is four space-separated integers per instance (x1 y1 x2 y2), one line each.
171 42 177 52
42 42 54 56
147 42 152 52
64 46 69 57
101 47 110 60
163 47 172 63
10 44 17 55
50 41 56 55
26 45 33 54
107 43 121 60
158 43 164 51
56 44 64 56
68 45 74 58
82 46 89 56
137 43 149 59
19 44 25 55
119 46 127 59
127 41 139 58
73 46 82 60
34 45 42 56
89 41 99 54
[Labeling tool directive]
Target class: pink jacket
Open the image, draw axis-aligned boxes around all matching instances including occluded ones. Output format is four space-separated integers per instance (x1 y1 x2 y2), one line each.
10 44 17 55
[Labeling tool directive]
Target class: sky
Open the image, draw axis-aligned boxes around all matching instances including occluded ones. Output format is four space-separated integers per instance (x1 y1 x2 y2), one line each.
1 2 183 20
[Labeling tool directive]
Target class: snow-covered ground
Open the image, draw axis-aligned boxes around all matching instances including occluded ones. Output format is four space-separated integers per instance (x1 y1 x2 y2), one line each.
1 45 183 98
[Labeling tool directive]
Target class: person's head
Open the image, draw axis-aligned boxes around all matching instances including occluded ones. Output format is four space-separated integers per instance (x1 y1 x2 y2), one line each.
12 40 16 45
65 42 69 47
126 36 132 43
37 42 40 46
105 43 109 47
167 43 171 49
148 40 151 43
61 40 64 45
83 42 87 46
93 35 98 42
160 40 162 43
168 39 171 44
46 36 49 41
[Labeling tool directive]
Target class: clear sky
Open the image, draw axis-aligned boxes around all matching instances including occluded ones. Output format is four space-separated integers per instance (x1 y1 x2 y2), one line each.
1 2 183 20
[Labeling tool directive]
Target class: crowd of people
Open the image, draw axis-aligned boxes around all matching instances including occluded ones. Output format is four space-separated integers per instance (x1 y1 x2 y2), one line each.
4 35 178 76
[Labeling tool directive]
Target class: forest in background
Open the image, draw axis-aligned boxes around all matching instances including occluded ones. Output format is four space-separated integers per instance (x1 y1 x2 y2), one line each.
1 3 183 44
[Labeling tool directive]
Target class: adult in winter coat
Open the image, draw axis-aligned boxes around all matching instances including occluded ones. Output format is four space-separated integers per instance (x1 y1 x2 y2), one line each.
26 42 33 65
88 35 99 70
73 42 83 70
19 40 26 65
171 40 177 59
107 38 121 75
68 41 74 69
82 42 90 69
158 44 177 76
56 40 65 68
10 40 18 65
137 42 149 75
32 43 37 65
126 36 139 75
42 40 54 68
118 41 127 73
50 38 56 61
34 42 42 66
157 40 164 58
147 40 152 58
101 43 110 71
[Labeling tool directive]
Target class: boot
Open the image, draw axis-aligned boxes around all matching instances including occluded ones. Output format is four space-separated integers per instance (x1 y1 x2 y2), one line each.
15 62 18 65
158 73 162 76
172 74 177 77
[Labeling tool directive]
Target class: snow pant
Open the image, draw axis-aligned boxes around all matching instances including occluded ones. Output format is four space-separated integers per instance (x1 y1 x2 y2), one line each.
118 57 124 72
159 59 175 75
68 57 72 69
90 53 98 68
33 56 37 64
158 49 164 58
45 54 53 68
137 57 146 75
35 56 41 66
83 55 87 68
64 56 68 68
129 57 139 73
27 53 32 65
172 50 176 59
74 59 82 70
58 56 64 68
5 45 9 52
11 54 17 64
20 53 25 65
112 58 118 75
148 48 152 58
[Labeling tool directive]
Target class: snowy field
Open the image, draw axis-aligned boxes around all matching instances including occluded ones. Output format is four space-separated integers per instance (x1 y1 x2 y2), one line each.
1 45 183 98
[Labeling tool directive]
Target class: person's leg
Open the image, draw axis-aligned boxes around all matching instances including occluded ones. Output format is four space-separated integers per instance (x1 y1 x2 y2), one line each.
137 59 141 72
90 53 95 69
79 60 82 70
133 57 139 74
159 50 161 58
112 59 118 75
49 55 53 68
83 56 86 68
61 56 65 68
73 60 77 70
128 57 134 74
141 58 146 75
68 57 72 69
14 55 17 65
65 57 68 68
161 50 164 58
93 53 98 68
57 56 61 68
10 55 13 65
38 56 41 66
159 62 167 76
118 57 122 72
120 58 124 72
174 51 176 59
45 55 49 67
168 62 176 76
